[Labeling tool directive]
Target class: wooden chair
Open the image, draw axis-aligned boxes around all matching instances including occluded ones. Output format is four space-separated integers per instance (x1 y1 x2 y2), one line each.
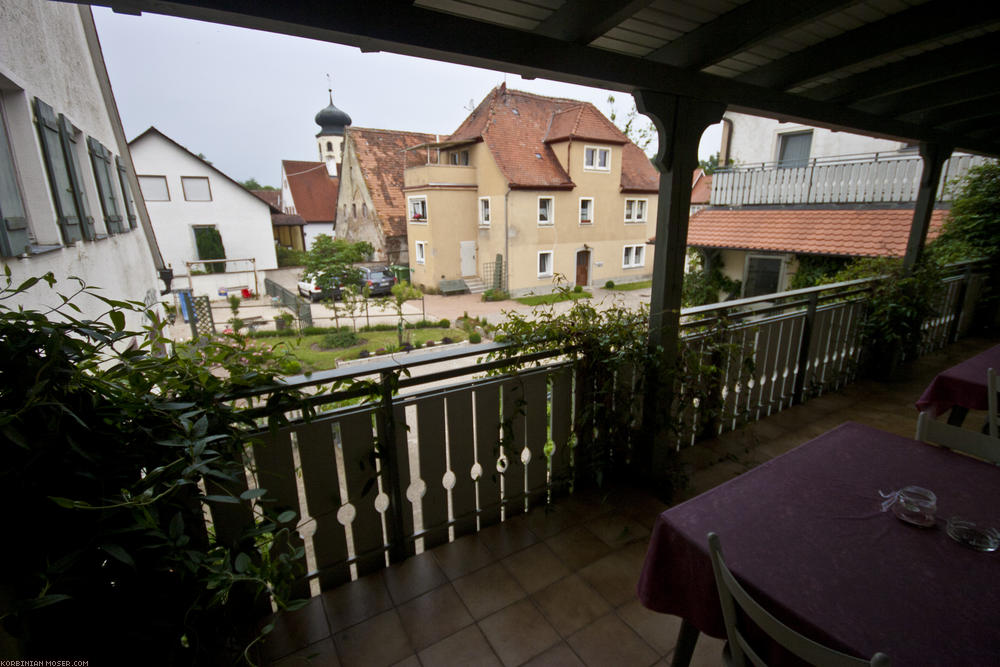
707 532 890 667
916 411 1000 464
988 368 997 439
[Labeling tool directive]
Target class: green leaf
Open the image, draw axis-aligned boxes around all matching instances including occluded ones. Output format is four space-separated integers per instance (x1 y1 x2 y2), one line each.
109 310 125 332
49 496 91 509
20 594 71 611
234 552 251 573
203 494 240 504
101 543 135 567
240 488 268 500
169 512 184 540
276 510 297 524
260 622 275 635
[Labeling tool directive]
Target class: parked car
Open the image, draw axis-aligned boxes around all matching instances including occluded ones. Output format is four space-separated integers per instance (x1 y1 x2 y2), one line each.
297 266 397 302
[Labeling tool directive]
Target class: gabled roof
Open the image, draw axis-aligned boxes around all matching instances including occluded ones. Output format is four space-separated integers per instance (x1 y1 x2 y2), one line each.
691 169 712 205
251 189 281 212
129 126 271 210
348 127 436 239
447 85 658 192
686 206 948 258
281 160 339 224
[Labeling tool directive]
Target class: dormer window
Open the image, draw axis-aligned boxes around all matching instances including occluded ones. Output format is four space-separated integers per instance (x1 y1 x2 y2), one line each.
449 150 469 166
408 195 427 223
584 146 610 172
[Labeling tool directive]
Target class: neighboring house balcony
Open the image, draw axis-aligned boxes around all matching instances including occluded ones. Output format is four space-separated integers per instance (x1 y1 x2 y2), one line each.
404 163 478 189
711 151 988 207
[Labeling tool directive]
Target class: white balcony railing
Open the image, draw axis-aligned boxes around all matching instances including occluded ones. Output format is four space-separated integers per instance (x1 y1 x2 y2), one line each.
711 152 989 206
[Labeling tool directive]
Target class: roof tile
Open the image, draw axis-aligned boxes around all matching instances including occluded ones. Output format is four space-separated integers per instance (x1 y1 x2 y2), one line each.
281 160 339 223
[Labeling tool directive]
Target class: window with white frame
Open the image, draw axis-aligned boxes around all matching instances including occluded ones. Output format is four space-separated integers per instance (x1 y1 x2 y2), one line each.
622 244 645 268
479 197 490 226
415 240 426 264
139 175 169 201
624 198 647 223
777 131 812 169
537 197 553 225
408 196 427 223
537 250 553 277
0 97 30 256
584 146 610 171
182 176 211 201
744 255 783 297
579 197 593 224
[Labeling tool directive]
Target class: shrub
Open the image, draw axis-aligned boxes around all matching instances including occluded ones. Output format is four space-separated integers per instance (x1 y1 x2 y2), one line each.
424 340 435 347
360 323 396 332
573 285 583 293
359 349 370 358
441 337 454 345
322 330 360 348
302 325 350 335
604 280 615 289
249 329 297 339
469 332 482 344
400 343 413 352
483 288 509 302
275 245 307 267
438 318 450 328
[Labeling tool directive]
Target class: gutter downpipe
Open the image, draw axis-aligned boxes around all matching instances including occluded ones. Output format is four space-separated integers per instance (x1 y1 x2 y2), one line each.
504 187 511 293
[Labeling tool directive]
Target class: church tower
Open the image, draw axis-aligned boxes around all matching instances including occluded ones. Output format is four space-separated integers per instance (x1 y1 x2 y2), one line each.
315 88 351 176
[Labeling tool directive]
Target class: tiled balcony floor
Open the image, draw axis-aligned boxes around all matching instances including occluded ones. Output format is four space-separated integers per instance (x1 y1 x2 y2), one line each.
264 336 999 667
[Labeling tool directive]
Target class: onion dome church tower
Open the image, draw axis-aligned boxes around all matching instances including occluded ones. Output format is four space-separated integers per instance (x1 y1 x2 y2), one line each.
315 88 351 176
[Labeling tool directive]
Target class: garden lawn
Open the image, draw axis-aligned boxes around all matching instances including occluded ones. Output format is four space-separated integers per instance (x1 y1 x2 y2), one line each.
515 290 591 306
286 327 468 371
610 280 651 291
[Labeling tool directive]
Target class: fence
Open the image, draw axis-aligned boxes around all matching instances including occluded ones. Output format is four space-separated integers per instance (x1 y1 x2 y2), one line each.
206 259 989 599
481 259 507 292
711 152 988 206
264 277 312 328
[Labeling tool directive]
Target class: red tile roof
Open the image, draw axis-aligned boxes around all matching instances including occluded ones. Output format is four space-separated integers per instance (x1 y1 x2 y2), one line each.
686 207 948 257
448 85 657 192
250 189 281 212
690 169 712 204
271 213 305 227
349 127 436 238
282 160 339 223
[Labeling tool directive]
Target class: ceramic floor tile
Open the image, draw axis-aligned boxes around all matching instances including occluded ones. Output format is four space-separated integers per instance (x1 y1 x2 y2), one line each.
390 656 420 667
396 583 474 651
430 533 496 580
478 515 538 558
567 613 658 667
545 525 613 572
585 513 650 549
531 573 611 637
382 551 449 605
521 642 586 667
272 637 340 667
263 595 331 661
501 542 571 593
616 600 683 656
688 633 728 667
577 551 642 608
524 502 584 539
479 598 561 667
321 571 394 634
452 562 527 619
418 624 503 667
333 609 413 667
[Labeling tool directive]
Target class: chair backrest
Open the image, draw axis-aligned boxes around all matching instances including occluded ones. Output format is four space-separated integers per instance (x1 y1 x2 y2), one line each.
916 411 1000 464
707 532 890 667
988 368 997 439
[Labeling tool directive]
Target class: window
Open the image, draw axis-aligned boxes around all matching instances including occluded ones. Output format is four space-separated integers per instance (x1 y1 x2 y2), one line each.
326 141 333 151
479 197 490 226
87 137 123 234
777 131 812 168
449 150 469 166
362 203 368 217
623 244 645 268
537 197 553 225
0 98 30 256
115 156 138 230
193 225 226 274
537 250 553 277
579 197 593 224
352 203 357 218
624 198 647 223
139 175 169 201
744 255 783 297
408 196 427 222
181 176 211 201
34 98 95 242
584 146 610 171
415 240 426 264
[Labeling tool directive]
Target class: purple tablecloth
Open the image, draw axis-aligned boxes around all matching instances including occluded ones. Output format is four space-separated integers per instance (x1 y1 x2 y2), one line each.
916 343 1000 417
637 422 1000 665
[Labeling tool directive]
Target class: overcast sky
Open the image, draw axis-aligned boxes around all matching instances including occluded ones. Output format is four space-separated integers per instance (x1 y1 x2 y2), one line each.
94 8 722 188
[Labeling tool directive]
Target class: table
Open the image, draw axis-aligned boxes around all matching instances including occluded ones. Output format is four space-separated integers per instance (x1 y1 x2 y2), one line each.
916 343 1000 424
637 422 1000 666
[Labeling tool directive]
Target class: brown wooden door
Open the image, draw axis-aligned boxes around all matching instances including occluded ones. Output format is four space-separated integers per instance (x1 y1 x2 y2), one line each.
576 250 590 286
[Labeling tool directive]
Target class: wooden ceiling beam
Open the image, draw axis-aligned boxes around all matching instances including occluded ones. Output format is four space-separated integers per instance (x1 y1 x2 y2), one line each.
645 0 851 69
901 93 1000 130
533 0 655 44
740 1 1000 90
855 68 1000 117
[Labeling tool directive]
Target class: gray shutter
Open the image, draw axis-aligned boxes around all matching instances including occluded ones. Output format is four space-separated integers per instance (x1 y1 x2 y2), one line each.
87 137 124 234
0 107 30 257
33 97 82 244
58 115 95 240
115 156 137 230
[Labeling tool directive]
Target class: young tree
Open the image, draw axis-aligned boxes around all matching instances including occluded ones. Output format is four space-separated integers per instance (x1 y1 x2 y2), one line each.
302 235 374 294
606 95 657 156
382 282 423 346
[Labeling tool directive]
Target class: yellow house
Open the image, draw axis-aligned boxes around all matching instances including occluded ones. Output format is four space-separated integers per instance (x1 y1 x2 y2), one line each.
404 85 658 296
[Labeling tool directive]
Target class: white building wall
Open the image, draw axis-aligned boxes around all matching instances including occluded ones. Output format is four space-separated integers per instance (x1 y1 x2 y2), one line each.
0 0 160 328
724 112 908 165
304 222 335 248
130 132 278 287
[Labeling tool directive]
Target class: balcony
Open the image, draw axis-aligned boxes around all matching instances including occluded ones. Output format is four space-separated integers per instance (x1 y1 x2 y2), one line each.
404 163 478 188
240 259 993 664
710 152 988 207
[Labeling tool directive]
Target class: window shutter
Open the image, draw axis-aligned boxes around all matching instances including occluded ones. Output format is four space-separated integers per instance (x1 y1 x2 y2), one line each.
115 156 137 230
33 97 83 244
0 107 30 257
58 114 95 240
87 137 124 234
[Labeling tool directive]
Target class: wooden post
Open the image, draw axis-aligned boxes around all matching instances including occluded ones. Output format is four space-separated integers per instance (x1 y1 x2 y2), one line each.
376 370 408 564
633 91 724 479
903 142 950 272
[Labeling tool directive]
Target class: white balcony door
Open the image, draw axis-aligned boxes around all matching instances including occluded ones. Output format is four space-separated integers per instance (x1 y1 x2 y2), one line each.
460 241 476 276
